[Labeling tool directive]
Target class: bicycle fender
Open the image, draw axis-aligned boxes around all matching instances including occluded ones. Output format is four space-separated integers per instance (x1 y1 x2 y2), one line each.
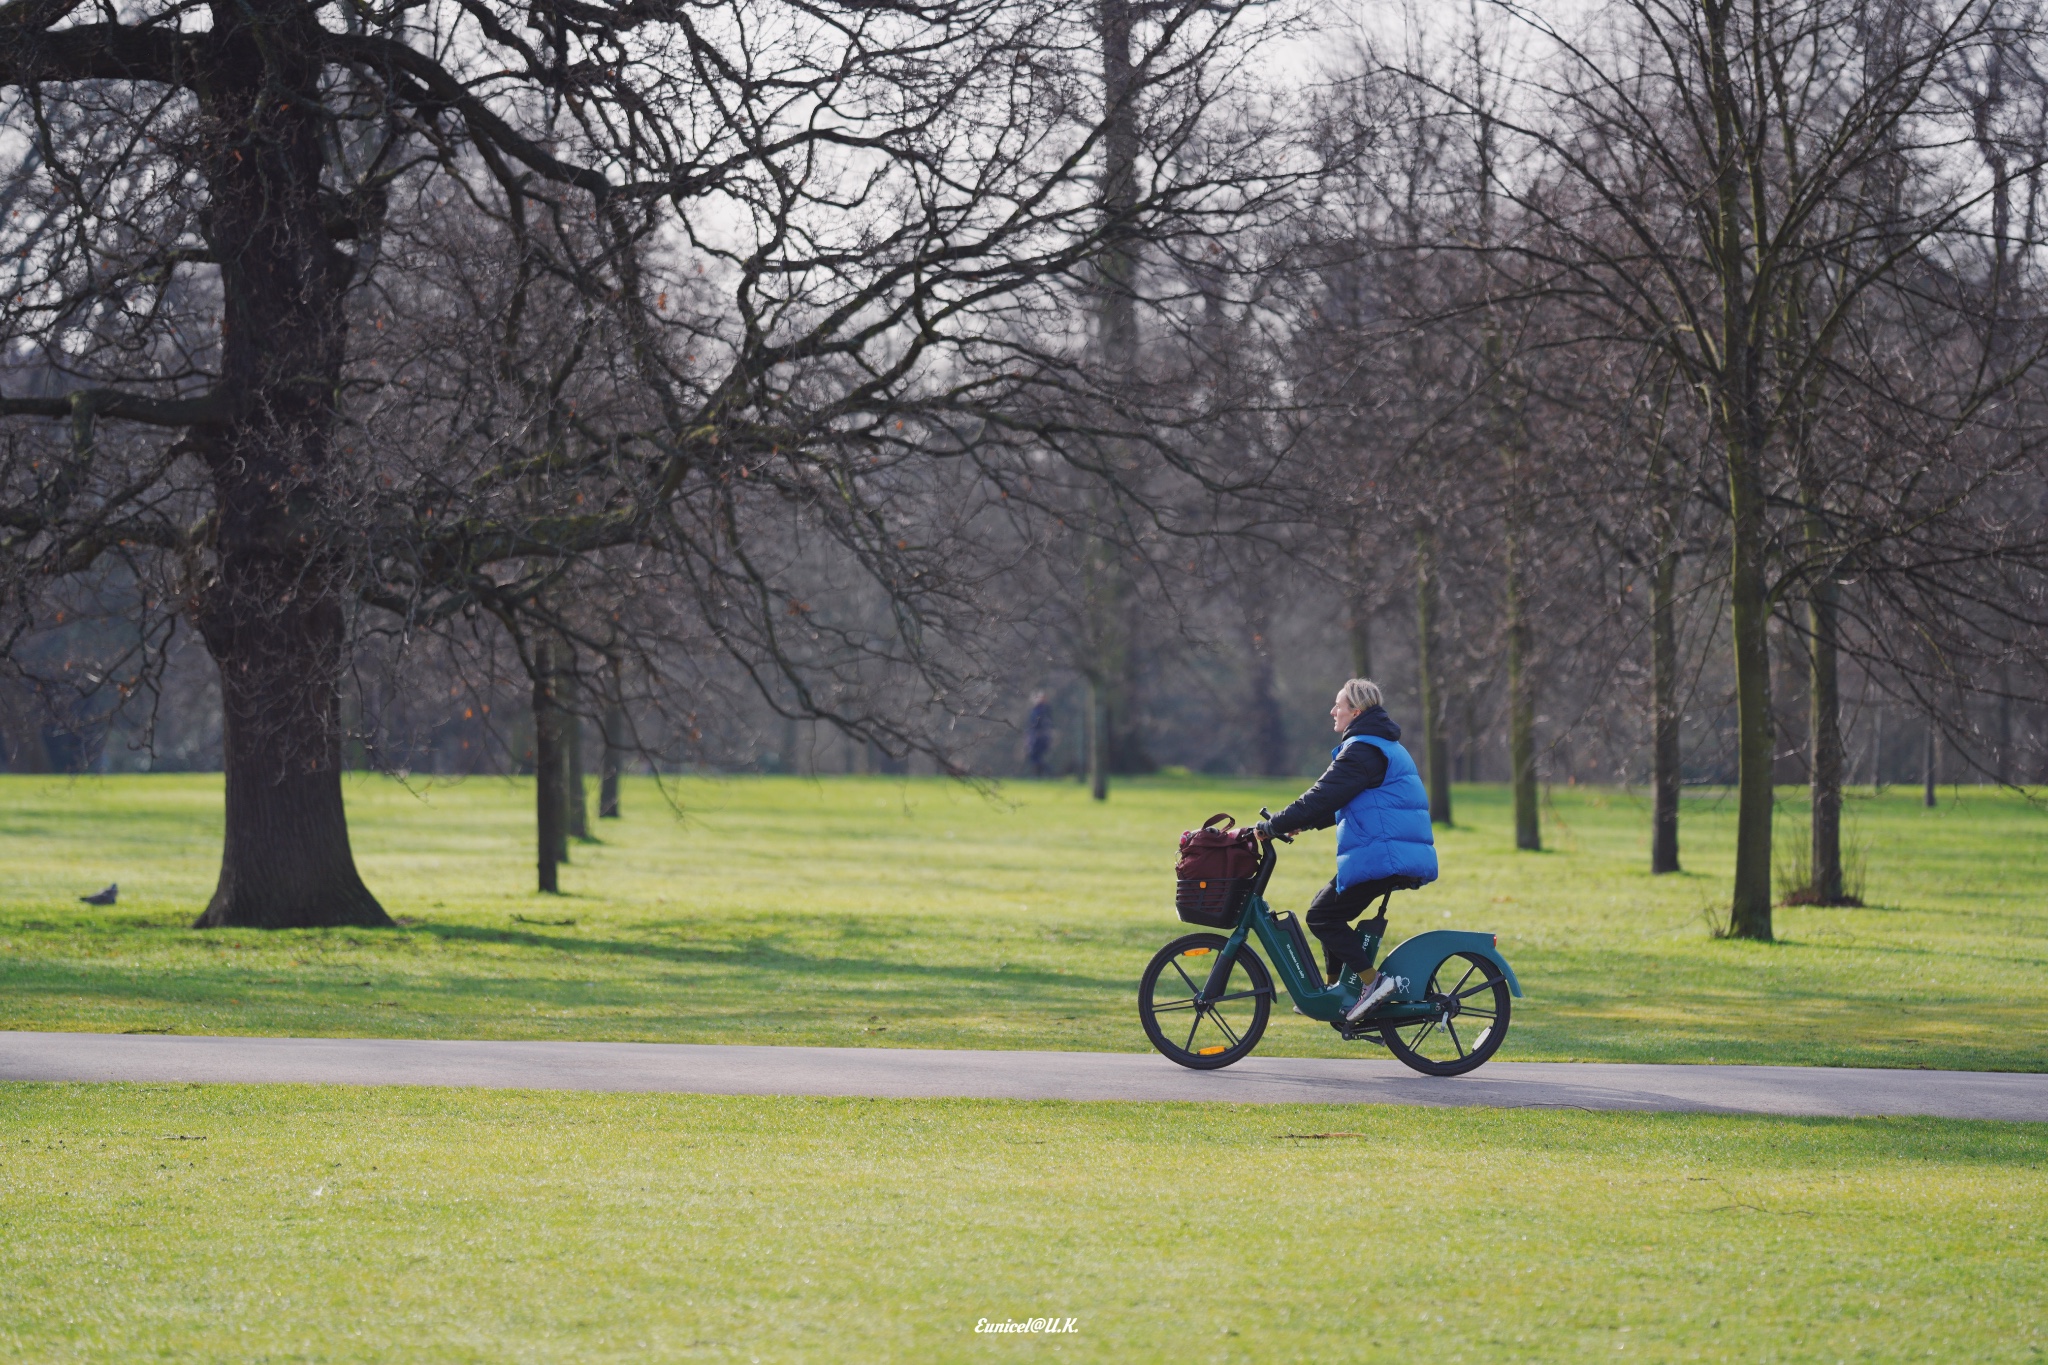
1379 930 1523 999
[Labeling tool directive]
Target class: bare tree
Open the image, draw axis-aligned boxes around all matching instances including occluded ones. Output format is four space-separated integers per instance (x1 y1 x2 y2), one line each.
1434 0 2048 937
0 0 1296 921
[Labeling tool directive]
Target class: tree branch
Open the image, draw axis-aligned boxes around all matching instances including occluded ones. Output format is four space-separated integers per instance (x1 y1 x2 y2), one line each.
0 389 225 427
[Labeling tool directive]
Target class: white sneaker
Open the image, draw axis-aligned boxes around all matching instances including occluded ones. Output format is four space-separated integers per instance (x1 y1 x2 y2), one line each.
1344 972 1404 1022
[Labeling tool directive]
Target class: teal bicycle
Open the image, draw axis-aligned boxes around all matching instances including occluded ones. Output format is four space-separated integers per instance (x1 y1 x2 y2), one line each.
1138 811 1523 1076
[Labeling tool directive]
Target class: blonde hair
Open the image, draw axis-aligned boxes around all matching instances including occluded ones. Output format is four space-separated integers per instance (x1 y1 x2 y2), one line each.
1339 678 1383 712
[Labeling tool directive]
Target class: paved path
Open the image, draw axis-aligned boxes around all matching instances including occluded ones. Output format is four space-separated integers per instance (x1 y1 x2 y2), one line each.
4 1031 2044 1120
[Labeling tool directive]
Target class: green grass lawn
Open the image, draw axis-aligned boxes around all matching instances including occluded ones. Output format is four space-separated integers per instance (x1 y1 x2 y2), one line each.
3 1082 2043 1363
1 773 2043 1069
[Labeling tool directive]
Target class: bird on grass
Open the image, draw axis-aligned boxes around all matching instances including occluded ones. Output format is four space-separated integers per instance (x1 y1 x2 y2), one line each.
80 884 117 906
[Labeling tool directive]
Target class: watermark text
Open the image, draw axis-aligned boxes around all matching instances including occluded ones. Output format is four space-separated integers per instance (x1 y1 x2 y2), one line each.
974 1316 1079 1335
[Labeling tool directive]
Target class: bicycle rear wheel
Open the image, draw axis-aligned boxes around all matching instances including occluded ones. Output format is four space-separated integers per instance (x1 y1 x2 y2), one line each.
1380 950 1511 1076
1138 933 1271 1070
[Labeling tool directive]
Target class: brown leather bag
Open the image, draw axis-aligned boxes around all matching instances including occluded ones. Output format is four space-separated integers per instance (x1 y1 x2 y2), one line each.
1175 813 1260 926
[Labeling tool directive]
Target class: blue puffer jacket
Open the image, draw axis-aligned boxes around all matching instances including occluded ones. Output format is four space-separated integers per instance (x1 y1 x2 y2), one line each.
1333 735 1439 890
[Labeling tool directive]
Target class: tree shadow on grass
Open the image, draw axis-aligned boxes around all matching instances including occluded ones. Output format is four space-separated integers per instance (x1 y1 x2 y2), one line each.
0 912 1180 1043
411 920 1133 994
0 950 1131 1031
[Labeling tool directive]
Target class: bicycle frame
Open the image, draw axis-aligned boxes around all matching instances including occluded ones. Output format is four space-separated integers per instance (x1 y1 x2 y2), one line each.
1196 838 1522 1024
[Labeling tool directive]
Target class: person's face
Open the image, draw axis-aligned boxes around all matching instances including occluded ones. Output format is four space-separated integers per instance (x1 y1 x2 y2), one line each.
1331 690 1360 733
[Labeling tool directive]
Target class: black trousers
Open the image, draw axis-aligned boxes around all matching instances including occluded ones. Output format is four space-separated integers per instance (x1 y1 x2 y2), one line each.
1305 876 1409 981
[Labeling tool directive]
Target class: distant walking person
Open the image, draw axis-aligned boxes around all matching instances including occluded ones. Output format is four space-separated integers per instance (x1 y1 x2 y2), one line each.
1026 691 1053 777
1253 678 1438 1021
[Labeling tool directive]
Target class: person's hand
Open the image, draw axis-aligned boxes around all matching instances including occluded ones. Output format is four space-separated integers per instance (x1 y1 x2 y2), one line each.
1252 820 1274 842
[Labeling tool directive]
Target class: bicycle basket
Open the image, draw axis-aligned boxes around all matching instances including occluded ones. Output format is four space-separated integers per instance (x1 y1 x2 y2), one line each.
1175 876 1254 927
1175 813 1259 927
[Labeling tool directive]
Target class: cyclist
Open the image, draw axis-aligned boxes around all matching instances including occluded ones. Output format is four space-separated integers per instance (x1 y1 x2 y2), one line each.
1254 678 1438 1021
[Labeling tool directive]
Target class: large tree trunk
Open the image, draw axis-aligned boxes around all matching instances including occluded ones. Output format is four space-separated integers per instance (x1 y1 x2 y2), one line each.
1705 0 1773 941
1997 671 2013 784
1414 527 1451 825
1646 423 1681 875
566 712 589 838
1086 677 1108 801
192 9 386 928
534 637 565 892
1505 559 1539 852
1503 497 1538 851
1923 721 1938 808
564 662 590 840
1478 100 1534 849
194 587 385 927
1726 430 1776 940
599 701 624 819
1077 0 1140 805
1806 574 1847 902
1429 729 1451 817
1789 301 1845 903
1650 540 1682 874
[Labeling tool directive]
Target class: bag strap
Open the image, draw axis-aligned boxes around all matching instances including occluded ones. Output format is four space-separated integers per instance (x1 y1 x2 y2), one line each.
1200 812 1235 832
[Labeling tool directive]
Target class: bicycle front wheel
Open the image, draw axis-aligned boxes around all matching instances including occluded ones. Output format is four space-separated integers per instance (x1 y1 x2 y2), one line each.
1138 933 1272 1070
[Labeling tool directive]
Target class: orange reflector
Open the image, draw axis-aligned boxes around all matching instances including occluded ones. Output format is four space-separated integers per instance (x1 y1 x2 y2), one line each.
1197 1045 1227 1056
1184 947 1212 957
1199 880 1208 888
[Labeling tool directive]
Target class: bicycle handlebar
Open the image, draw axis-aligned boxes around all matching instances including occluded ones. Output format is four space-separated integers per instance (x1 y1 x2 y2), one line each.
1257 806 1294 843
